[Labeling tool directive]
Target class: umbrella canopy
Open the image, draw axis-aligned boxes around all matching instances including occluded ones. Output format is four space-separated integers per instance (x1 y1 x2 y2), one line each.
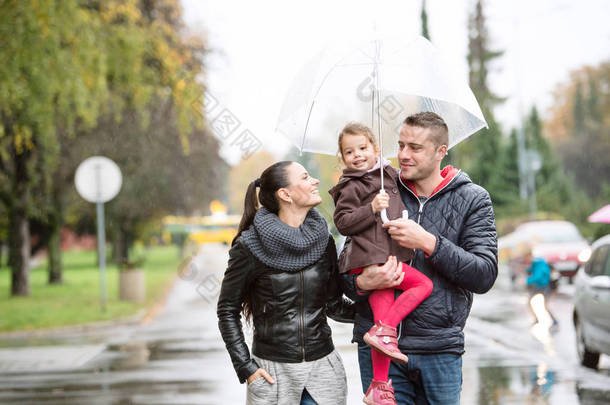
588 204 610 223
276 36 487 157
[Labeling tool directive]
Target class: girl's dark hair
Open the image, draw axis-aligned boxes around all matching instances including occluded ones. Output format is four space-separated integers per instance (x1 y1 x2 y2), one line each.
232 160 293 324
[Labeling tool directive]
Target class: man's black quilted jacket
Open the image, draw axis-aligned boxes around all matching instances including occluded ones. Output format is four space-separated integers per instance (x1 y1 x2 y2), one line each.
341 170 498 355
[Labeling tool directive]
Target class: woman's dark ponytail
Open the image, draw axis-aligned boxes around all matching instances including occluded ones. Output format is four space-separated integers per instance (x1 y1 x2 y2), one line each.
233 180 259 245
232 160 292 245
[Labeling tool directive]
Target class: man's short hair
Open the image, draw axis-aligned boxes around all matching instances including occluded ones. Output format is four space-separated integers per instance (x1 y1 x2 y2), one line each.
403 112 449 148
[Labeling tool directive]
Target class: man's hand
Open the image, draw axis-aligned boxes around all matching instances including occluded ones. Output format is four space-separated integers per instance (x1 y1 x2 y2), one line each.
356 256 404 291
247 368 275 385
371 191 390 214
382 219 437 255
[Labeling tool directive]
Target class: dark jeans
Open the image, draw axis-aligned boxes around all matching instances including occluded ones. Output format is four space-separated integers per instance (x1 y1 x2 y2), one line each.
358 344 462 405
300 388 317 405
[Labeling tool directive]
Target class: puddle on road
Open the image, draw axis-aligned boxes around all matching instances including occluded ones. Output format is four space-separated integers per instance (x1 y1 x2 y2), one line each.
104 338 211 370
108 341 151 370
468 363 609 405
0 338 219 404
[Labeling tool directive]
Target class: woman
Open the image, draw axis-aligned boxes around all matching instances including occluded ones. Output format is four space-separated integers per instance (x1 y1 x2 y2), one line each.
217 161 354 405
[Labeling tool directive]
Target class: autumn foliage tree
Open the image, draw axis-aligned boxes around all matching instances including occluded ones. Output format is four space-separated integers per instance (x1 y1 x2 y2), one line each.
0 0 221 295
545 62 610 197
0 1 108 295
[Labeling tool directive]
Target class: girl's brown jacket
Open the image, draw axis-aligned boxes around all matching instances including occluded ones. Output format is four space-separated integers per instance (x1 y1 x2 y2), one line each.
328 164 414 273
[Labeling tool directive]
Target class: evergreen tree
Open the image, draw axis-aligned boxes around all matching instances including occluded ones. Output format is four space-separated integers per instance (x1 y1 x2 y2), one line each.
452 0 504 200
420 0 430 40
524 107 554 184
523 106 573 214
489 129 520 209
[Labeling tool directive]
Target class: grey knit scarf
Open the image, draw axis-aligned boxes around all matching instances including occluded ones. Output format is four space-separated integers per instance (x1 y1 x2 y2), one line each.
240 207 330 272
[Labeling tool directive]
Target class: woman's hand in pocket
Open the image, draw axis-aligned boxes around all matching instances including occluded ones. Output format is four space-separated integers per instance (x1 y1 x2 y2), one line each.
247 368 275 385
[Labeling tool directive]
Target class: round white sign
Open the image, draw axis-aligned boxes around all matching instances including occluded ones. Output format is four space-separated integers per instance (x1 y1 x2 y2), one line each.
75 156 122 203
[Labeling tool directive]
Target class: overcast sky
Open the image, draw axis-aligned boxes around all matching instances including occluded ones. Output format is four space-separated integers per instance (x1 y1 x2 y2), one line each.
180 0 610 163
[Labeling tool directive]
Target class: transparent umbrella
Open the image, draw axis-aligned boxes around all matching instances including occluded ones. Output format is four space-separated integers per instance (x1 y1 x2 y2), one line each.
276 35 487 221
277 35 487 157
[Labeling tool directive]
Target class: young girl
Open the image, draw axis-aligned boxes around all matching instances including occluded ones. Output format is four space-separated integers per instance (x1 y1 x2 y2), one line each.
329 122 433 405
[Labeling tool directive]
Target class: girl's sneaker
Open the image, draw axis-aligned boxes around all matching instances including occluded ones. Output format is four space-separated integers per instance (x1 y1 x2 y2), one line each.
363 320 408 363
363 379 397 405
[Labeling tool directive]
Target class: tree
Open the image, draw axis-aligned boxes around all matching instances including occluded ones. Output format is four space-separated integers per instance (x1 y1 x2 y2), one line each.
99 111 225 266
522 106 573 215
41 0 220 273
451 0 505 201
420 0 430 41
488 129 520 211
101 0 221 266
0 206 7 267
524 107 554 186
546 62 610 197
0 0 221 293
0 1 108 295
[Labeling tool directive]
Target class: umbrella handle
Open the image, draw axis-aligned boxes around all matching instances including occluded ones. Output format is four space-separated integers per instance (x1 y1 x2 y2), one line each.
378 190 409 223
380 208 409 224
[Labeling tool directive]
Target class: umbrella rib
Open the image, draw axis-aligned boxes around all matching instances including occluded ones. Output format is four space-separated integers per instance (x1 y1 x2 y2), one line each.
301 100 316 153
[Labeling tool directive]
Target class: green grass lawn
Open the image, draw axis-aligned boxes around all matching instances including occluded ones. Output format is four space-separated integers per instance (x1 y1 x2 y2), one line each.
0 245 183 332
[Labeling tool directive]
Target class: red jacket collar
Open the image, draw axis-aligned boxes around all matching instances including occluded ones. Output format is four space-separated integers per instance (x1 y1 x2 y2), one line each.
402 165 459 198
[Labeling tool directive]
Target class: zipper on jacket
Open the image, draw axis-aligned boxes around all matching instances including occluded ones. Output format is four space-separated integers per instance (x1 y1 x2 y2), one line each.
396 171 461 341
299 270 306 361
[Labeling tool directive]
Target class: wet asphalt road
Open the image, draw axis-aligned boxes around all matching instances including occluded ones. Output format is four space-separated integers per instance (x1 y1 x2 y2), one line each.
0 242 609 404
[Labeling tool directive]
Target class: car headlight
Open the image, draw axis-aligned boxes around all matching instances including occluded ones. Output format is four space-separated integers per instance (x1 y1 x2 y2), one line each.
578 248 592 263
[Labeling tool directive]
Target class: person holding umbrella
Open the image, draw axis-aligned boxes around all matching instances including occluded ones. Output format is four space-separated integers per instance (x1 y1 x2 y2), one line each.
341 112 498 404
217 161 355 405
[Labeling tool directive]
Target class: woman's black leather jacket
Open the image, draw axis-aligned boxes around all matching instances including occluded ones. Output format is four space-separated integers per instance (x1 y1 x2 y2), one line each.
217 235 354 383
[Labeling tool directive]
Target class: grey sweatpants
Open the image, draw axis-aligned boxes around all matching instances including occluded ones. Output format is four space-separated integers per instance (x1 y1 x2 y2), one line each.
246 350 347 405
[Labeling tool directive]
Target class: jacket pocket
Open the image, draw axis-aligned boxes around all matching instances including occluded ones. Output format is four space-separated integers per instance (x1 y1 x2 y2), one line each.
261 304 271 340
254 304 271 342
445 289 454 325
450 289 471 325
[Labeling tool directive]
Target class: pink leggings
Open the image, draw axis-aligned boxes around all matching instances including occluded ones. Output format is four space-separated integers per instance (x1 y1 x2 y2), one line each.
350 263 433 382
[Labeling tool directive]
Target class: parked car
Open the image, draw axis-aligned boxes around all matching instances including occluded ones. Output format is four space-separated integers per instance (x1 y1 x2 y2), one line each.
498 220 591 282
573 234 610 369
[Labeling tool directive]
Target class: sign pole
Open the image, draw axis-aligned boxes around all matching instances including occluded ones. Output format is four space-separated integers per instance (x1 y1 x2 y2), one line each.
94 163 107 312
75 156 122 313
96 201 107 312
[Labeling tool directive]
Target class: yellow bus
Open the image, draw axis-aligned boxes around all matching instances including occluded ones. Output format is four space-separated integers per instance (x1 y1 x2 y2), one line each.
187 214 241 245
162 201 240 246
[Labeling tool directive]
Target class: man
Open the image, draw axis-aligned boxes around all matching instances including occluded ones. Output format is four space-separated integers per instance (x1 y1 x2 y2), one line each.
340 112 498 405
